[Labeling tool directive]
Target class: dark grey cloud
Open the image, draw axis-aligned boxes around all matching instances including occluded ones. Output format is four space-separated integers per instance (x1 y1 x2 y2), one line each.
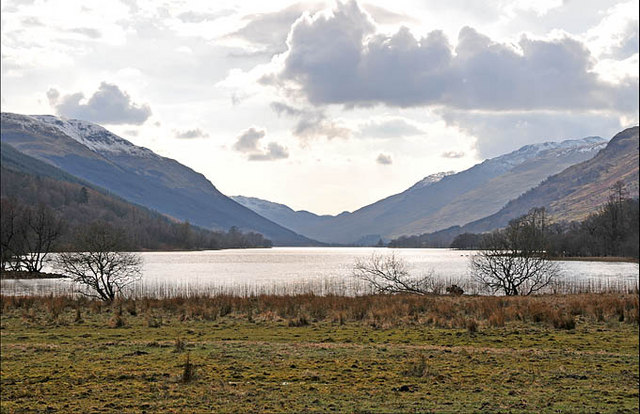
48 82 152 125
270 101 350 139
175 128 209 139
442 110 624 158
441 150 465 158
266 1 638 113
358 118 423 138
233 127 289 161
376 153 392 165
70 27 101 39
226 3 322 54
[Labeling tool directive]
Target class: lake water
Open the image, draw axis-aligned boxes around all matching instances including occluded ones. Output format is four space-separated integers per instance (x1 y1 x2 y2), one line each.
2 247 638 296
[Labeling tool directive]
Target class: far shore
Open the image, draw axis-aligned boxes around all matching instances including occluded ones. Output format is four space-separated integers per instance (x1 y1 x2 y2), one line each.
550 256 639 263
0 271 65 280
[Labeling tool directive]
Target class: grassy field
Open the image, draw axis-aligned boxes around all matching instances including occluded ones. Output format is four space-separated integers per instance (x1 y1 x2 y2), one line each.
1 293 638 413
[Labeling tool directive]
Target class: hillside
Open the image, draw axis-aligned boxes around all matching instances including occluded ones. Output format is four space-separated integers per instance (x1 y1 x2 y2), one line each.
0 113 317 246
462 126 639 233
1 142 272 250
236 138 606 244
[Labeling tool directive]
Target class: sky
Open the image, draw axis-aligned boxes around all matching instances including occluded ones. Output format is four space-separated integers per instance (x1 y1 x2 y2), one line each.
1 0 638 215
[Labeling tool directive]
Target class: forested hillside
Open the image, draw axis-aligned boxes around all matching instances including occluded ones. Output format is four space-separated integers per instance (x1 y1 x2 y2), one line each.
1 142 272 255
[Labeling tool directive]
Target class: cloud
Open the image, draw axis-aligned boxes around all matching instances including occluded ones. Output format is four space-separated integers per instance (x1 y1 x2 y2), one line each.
264 1 637 113
233 127 289 161
70 27 101 39
442 110 625 157
249 142 289 161
441 150 465 158
358 118 423 138
233 127 265 152
270 101 351 140
226 3 321 54
362 4 419 25
376 153 392 165
177 10 235 23
48 82 151 125
175 128 209 139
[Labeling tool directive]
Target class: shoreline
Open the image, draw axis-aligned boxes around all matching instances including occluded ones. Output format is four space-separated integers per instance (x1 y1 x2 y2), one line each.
0 271 65 280
550 256 639 263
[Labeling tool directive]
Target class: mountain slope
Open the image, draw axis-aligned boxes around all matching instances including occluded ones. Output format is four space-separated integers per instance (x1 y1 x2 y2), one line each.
2 142 274 250
0 113 317 246
231 195 332 234
246 137 605 244
232 171 458 241
462 126 639 233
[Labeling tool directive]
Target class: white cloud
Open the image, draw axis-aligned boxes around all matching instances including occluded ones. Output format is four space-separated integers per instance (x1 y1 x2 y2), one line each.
441 150 465 158
357 117 423 138
48 82 152 125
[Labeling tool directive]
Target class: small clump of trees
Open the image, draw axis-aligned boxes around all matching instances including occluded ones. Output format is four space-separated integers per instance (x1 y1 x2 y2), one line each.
451 181 639 259
1 199 64 273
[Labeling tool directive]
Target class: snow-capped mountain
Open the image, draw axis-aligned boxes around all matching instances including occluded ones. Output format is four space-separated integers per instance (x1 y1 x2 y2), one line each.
407 171 456 192
233 136 608 244
0 112 317 246
32 115 155 157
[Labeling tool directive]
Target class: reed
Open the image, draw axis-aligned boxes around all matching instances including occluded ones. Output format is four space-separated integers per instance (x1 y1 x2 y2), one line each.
3 292 637 329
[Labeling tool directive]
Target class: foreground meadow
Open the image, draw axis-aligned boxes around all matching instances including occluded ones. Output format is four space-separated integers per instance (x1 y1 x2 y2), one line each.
1 293 638 413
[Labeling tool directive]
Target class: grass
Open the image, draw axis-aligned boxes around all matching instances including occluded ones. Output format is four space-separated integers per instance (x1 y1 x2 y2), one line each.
1 293 638 412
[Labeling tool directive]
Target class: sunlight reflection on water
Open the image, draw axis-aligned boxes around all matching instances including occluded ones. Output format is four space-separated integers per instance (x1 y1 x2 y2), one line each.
2 247 638 296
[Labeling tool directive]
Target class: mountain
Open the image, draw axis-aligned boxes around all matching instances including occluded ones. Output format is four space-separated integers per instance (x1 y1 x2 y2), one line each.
1 141 273 250
236 137 606 244
0 113 317 246
231 195 332 234
461 126 639 233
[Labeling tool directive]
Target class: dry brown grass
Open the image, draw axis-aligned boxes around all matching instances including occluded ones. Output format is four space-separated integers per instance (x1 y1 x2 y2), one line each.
2 292 638 330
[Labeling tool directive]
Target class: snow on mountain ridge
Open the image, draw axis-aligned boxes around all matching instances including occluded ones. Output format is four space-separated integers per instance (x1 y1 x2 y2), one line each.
408 171 456 191
483 136 606 171
31 115 155 158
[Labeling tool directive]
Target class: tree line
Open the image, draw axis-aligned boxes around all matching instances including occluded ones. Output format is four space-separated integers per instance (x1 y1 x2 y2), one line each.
1 167 275 273
390 182 639 259
0 197 273 273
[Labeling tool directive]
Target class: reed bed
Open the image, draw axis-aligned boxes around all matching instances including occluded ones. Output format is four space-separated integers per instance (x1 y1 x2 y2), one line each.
3 291 638 330
1 273 637 298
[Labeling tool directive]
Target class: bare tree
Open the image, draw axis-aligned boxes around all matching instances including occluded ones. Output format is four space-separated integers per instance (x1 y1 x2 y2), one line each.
54 223 142 301
19 204 65 273
352 253 437 295
1 198 22 271
471 208 560 295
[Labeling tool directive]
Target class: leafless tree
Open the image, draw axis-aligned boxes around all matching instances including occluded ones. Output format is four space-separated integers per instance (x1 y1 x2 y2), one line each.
352 253 437 295
1 198 22 271
19 204 65 273
54 223 142 301
471 208 560 295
